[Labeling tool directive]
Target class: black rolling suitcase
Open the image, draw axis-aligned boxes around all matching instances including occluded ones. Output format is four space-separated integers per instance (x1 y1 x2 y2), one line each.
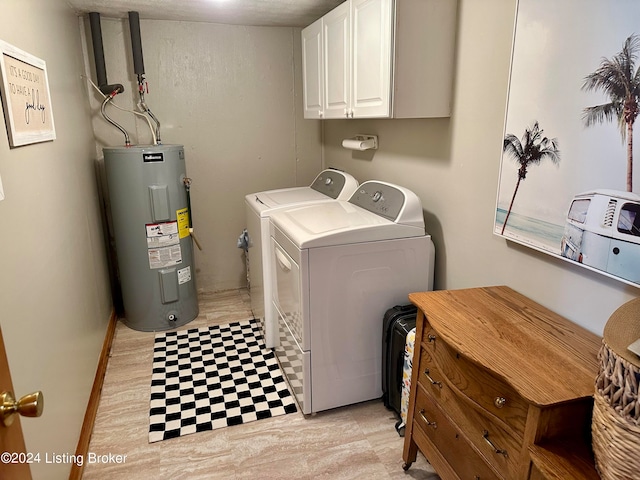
382 304 417 424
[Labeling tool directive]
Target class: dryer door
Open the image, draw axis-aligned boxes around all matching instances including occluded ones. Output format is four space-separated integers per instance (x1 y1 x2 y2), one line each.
271 237 303 347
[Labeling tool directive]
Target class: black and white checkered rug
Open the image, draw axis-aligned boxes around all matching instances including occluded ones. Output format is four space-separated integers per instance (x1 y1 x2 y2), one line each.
148 318 297 443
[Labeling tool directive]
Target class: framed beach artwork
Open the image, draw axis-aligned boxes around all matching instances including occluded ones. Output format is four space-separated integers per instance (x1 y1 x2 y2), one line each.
495 0 640 288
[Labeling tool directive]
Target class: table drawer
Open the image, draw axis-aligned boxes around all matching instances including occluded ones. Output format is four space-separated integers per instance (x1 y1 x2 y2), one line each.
422 322 529 437
416 346 448 402
433 379 522 479
414 385 500 480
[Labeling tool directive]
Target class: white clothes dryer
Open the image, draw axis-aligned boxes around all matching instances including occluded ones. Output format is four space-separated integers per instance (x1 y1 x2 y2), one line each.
268 181 435 414
245 169 358 349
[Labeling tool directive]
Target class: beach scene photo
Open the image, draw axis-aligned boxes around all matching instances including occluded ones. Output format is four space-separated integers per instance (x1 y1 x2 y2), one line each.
495 0 640 287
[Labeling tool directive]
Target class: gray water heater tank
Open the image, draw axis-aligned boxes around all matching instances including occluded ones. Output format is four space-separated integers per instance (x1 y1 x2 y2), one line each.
104 144 199 331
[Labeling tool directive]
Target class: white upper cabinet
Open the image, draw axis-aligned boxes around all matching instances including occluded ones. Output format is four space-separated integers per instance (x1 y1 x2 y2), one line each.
350 0 393 118
323 2 351 118
302 17 324 119
302 0 457 119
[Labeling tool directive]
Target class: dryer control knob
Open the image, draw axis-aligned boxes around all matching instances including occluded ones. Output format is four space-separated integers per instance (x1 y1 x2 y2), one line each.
325 177 333 185
372 191 383 202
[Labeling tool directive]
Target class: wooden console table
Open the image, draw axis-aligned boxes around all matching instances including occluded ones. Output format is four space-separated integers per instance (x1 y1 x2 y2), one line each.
402 286 601 479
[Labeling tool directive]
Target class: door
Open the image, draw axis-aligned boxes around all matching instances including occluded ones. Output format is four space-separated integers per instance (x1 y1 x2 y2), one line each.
351 0 393 118
302 17 324 119
0 326 31 480
607 201 640 283
323 0 351 119
271 237 302 345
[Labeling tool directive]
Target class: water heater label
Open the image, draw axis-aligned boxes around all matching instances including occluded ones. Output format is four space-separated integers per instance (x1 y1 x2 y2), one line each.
176 208 190 239
147 235 179 248
146 221 181 268
143 152 164 162
146 221 180 248
146 222 178 237
148 245 182 269
177 266 192 284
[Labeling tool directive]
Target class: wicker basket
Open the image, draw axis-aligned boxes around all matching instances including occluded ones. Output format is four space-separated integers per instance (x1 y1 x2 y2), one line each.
592 298 640 480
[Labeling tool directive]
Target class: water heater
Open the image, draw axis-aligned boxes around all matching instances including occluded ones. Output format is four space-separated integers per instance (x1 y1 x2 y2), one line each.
104 144 199 331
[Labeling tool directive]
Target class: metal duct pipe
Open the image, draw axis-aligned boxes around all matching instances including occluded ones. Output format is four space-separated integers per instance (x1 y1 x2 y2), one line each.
88 12 124 96
128 11 145 77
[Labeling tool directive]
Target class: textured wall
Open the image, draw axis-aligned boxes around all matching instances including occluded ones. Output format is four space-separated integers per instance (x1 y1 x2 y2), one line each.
84 18 322 293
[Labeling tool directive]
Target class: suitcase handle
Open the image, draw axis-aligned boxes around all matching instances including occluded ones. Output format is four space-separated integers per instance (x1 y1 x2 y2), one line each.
395 304 416 312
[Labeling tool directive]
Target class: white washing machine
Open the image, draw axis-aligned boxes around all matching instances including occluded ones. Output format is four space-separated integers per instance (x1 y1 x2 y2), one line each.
268 180 435 414
245 169 358 349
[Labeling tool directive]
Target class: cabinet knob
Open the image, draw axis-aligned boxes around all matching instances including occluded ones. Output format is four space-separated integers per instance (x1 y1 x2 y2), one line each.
319 110 323 117
494 396 506 408
427 334 436 343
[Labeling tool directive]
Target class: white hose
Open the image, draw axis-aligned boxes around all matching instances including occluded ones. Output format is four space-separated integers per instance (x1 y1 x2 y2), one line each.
83 75 157 145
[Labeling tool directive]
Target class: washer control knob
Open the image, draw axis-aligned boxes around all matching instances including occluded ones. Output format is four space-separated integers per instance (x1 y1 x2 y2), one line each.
324 177 333 185
372 191 383 202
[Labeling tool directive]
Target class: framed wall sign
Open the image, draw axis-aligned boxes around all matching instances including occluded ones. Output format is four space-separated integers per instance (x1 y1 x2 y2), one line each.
0 39 55 147
495 0 640 288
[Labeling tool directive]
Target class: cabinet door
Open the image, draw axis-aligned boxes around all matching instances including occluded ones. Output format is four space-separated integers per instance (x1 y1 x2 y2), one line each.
323 1 351 119
302 17 324 119
351 0 393 118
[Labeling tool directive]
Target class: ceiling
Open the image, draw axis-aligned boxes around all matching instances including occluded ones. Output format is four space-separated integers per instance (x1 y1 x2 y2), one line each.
65 0 344 27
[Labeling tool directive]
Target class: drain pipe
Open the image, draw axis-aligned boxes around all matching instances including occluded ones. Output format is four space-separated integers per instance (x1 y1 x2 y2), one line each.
128 11 161 144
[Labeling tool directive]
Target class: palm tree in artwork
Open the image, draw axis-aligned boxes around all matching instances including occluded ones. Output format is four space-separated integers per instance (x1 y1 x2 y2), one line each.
582 34 640 192
501 121 561 235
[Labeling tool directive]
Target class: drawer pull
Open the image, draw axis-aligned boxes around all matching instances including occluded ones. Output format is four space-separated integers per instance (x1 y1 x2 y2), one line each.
494 396 506 408
482 430 508 456
427 334 436 343
419 409 437 429
423 369 442 388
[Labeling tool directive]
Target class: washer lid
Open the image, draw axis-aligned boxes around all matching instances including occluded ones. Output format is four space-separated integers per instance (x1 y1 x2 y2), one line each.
245 169 359 215
270 200 425 249
247 186 326 212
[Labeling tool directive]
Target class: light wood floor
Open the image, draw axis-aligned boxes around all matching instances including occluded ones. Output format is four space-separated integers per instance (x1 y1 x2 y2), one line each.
83 289 438 479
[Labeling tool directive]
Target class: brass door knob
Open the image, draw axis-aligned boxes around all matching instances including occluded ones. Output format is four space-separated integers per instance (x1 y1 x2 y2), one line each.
0 391 44 427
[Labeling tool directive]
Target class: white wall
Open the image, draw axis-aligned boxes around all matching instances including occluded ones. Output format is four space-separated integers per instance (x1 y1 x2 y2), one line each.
322 0 637 335
86 18 322 293
0 1 112 478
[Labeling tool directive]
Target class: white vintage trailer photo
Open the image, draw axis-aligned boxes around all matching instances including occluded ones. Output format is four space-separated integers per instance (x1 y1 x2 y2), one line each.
561 189 640 283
